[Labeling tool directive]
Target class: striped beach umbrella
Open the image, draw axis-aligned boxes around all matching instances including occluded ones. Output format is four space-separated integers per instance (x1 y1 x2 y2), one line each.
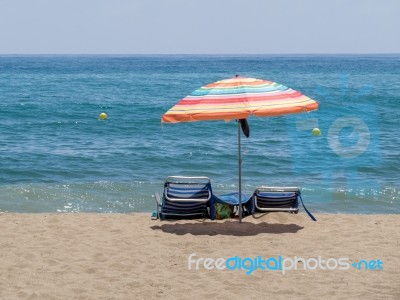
162 76 318 221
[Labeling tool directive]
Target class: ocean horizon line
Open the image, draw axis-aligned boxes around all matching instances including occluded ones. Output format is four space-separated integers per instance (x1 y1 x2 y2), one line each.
1 53 400 57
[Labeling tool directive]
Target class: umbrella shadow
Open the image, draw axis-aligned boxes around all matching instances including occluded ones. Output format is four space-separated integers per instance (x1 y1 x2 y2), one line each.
150 220 303 236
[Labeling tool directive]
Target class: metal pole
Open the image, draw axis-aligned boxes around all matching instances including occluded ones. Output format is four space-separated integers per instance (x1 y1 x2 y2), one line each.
238 120 242 223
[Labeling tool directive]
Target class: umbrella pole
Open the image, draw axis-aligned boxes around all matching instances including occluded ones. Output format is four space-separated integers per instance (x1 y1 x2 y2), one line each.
238 121 242 223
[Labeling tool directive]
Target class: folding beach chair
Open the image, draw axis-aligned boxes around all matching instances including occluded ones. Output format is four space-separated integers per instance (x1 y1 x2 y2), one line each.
154 176 215 220
250 186 316 221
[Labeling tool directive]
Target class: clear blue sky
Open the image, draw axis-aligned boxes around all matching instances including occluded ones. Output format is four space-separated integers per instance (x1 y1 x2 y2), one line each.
0 0 399 54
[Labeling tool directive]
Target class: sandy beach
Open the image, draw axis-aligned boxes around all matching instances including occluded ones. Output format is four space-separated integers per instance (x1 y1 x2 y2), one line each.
0 212 399 300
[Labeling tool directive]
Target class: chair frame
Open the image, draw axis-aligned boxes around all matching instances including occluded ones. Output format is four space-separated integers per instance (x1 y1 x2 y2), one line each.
154 176 213 219
253 186 300 213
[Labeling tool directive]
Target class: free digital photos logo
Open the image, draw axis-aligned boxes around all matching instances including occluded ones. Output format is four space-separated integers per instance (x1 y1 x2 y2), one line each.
188 253 384 275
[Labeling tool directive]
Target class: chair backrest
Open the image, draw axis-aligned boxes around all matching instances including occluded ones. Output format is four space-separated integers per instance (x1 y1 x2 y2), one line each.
255 187 300 209
164 176 211 203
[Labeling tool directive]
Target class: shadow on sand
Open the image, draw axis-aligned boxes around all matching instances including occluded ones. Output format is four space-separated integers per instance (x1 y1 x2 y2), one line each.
150 219 303 236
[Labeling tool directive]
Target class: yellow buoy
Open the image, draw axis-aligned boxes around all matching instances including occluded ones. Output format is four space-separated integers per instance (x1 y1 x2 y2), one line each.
99 112 107 120
312 128 321 136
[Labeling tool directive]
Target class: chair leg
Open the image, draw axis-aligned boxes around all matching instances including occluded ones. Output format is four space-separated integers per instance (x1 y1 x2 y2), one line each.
156 203 160 220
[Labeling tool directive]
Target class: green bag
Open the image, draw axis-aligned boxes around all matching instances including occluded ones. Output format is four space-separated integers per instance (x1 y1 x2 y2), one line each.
215 203 233 220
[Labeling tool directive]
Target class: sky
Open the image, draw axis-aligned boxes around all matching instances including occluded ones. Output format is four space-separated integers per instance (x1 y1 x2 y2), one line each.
0 0 399 54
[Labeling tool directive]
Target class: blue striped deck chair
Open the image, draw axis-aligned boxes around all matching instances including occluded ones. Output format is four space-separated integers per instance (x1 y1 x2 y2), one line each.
250 187 316 221
154 176 215 220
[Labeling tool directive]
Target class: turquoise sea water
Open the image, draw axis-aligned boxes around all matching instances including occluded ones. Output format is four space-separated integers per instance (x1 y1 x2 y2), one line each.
0 55 399 213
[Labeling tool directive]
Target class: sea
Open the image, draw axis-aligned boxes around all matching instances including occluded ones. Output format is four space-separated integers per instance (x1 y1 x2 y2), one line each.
0 55 399 214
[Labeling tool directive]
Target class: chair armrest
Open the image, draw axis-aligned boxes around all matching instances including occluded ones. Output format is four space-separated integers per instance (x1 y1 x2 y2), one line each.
154 193 162 206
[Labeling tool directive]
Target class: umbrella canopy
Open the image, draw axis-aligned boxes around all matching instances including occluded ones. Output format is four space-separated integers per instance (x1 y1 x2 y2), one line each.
162 76 318 222
162 76 318 123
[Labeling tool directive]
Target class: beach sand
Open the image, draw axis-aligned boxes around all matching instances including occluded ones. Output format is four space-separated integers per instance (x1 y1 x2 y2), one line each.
0 212 399 300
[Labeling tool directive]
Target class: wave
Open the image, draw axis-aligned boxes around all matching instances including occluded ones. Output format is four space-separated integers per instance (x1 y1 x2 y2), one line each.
0 181 398 214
